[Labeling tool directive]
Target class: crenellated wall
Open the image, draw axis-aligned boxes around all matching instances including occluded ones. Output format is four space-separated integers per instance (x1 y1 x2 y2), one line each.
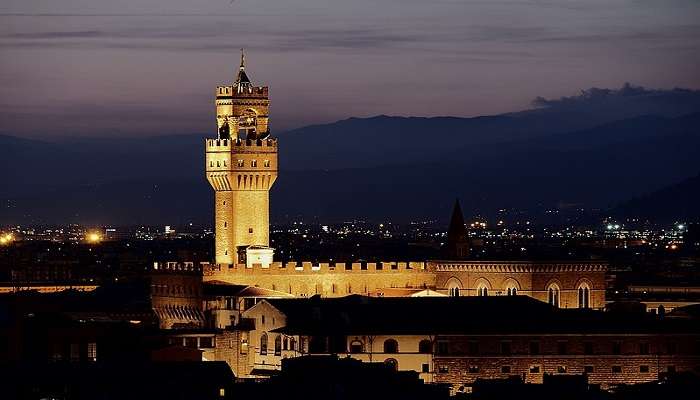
202 260 607 308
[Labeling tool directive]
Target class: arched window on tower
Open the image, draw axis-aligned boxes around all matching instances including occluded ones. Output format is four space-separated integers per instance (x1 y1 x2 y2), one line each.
578 283 591 309
450 287 460 297
478 286 488 296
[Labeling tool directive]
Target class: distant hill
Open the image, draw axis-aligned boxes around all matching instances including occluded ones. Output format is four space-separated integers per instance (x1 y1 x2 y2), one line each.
612 173 700 222
2 84 700 225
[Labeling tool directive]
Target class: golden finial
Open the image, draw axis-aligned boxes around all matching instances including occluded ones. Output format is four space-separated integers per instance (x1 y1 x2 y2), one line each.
240 48 245 70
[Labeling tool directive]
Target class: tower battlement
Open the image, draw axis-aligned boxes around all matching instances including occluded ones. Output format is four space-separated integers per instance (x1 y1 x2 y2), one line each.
206 261 429 274
216 85 269 99
205 138 278 151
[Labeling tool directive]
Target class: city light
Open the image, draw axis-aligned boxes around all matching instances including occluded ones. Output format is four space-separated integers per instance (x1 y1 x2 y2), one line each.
86 232 102 244
0 233 13 245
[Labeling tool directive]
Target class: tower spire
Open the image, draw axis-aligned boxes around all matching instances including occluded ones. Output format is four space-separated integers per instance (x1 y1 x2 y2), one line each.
239 48 245 70
446 198 469 259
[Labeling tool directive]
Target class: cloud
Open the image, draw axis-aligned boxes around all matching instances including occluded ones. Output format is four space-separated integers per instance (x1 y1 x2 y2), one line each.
532 83 700 108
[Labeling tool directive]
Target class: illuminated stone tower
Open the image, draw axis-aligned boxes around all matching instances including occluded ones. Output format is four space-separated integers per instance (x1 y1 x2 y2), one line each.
205 51 277 266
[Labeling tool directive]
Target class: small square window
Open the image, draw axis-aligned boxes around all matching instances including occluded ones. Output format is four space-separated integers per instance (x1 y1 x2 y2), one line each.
640 365 649 373
612 366 622 373
264 160 271 167
667 342 677 355
249 228 253 234
438 365 449 374
500 342 511 355
468 365 480 373
501 366 511 374
422 363 429 373
529 365 541 374
557 365 567 374
612 342 622 355
584 365 594 373
640 343 649 354
557 342 567 355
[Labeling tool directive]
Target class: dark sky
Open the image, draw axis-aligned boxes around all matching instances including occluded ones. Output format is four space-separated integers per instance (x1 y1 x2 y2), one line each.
1 0 699 138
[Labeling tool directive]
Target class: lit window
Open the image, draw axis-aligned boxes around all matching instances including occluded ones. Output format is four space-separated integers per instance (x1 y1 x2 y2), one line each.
87 342 97 362
264 160 270 167
438 365 449 374
529 365 541 374
237 160 244 167
557 365 567 374
468 365 480 373
251 160 257 167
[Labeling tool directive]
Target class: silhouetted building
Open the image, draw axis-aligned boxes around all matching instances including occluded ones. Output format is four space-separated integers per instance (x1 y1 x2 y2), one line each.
446 198 469 259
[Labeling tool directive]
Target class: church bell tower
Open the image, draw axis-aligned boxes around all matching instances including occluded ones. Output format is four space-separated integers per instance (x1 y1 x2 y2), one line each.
205 50 278 266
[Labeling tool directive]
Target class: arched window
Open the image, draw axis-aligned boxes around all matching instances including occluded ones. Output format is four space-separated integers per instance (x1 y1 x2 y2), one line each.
290 337 297 351
384 339 399 354
274 335 282 356
384 358 398 370
507 287 517 296
446 278 462 297
578 283 590 309
548 284 560 308
260 332 268 355
418 339 432 354
478 286 488 296
283 337 289 350
349 340 364 354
